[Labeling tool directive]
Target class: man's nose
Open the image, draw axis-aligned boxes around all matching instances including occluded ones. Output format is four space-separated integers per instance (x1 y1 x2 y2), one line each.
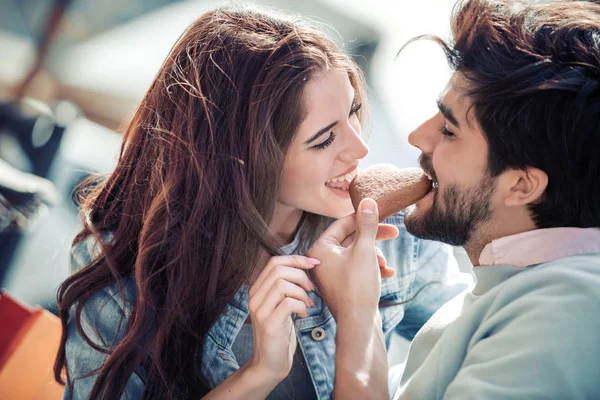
408 112 442 155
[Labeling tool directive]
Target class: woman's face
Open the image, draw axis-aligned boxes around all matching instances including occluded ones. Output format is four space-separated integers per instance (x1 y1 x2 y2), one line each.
278 68 369 219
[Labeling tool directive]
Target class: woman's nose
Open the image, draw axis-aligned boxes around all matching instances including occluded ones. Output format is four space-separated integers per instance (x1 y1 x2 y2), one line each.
340 125 369 162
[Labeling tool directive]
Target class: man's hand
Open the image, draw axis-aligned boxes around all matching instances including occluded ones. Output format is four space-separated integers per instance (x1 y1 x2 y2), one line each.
306 198 391 320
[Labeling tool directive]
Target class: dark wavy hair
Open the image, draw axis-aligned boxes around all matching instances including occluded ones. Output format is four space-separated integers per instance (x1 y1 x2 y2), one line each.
407 0 600 228
54 7 366 399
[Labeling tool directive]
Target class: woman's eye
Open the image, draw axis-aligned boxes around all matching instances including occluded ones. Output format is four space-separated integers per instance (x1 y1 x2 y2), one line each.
313 132 337 150
350 103 362 116
439 126 455 137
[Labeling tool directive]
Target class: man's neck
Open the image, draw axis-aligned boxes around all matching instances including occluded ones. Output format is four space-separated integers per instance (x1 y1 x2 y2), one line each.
464 241 489 267
465 208 537 267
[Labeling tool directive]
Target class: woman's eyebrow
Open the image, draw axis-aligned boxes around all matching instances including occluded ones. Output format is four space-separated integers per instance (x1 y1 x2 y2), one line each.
304 121 338 145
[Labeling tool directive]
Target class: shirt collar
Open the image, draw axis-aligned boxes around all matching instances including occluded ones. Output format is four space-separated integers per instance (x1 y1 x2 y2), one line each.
479 227 600 267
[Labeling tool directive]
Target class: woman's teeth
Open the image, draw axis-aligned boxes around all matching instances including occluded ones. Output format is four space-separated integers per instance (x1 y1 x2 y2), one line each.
325 173 354 191
326 173 354 183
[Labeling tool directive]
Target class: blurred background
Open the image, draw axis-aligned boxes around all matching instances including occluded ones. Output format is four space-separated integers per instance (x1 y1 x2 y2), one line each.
0 0 468 365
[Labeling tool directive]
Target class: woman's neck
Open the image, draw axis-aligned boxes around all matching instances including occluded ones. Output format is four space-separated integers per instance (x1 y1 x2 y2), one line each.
270 202 304 244
251 203 304 284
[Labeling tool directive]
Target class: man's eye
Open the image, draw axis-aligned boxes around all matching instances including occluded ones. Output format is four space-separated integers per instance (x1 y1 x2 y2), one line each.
439 126 455 137
313 132 337 150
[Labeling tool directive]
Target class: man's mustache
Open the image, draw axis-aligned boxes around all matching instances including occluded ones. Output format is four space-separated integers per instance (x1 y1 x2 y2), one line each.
418 154 437 182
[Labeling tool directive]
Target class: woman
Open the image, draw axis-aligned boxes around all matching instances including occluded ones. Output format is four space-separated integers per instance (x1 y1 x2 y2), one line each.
55 6 470 399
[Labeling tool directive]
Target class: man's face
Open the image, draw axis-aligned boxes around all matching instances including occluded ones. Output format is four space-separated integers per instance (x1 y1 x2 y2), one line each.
404 73 498 246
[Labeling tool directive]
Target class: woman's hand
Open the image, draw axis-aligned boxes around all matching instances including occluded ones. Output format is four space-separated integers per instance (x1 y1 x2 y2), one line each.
340 222 399 279
246 255 319 385
306 199 390 399
307 199 387 319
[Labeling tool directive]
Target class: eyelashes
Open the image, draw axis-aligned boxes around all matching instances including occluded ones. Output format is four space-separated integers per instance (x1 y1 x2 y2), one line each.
313 103 362 151
439 126 455 137
350 103 362 115
313 132 337 150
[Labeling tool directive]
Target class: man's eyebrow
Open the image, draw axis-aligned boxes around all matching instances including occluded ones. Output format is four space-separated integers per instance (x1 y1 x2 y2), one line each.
304 121 338 145
437 100 460 128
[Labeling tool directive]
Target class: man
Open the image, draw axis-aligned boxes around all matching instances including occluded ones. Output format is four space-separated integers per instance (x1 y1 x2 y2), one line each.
308 0 600 398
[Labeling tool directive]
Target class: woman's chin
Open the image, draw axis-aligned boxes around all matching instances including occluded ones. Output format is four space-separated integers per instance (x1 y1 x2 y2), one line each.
303 190 355 219
327 200 355 219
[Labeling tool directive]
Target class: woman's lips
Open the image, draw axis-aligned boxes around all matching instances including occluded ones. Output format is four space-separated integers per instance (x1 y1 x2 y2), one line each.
325 170 357 191
325 179 351 191
326 165 359 185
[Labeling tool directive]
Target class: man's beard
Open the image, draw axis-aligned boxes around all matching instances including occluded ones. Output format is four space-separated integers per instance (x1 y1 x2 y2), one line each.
405 176 495 246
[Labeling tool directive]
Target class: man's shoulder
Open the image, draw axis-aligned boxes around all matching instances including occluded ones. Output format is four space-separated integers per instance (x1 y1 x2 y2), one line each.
483 253 600 332
510 252 600 299
466 253 600 394
542 251 600 270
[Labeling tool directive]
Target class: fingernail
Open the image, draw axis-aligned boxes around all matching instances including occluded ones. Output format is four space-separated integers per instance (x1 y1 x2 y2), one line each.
306 258 321 265
309 281 316 291
309 299 316 307
360 199 376 214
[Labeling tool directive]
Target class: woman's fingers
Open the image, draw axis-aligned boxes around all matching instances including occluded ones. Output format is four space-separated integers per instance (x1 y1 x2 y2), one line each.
250 255 319 297
376 247 387 268
380 266 396 279
254 279 315 321
316 213 357 247
340 224 399 248
271 297 310 321
376 247 396 278
250 266 315 310
340 232 355 248
376 224 399 241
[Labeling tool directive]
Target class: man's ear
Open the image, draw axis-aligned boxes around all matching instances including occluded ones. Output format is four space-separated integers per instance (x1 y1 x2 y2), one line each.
502 167 548 207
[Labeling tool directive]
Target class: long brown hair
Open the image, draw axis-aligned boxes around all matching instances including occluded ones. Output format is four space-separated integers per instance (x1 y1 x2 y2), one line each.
54 7 365 399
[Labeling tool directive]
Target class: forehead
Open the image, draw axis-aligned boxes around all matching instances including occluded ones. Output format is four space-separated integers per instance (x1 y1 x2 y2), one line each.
440 74 491 153
293 69 355 139
303 68 355 108
440 73 477 128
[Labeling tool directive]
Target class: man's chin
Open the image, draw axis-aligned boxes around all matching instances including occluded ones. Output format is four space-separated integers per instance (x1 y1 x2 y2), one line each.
404 207 426 238
404 205 447 242
405 208 473 246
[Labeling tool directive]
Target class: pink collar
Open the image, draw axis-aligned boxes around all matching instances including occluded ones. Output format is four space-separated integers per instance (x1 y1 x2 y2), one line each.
479 228 600 267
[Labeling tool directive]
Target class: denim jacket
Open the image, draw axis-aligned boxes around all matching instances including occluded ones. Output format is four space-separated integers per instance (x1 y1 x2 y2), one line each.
64 213 472 399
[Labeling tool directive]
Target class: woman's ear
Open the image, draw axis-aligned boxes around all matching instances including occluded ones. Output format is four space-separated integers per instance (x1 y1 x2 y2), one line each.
503 167 548 207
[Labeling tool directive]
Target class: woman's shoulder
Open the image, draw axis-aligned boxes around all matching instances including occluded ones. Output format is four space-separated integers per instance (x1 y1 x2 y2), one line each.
70 232 114 272
64 233 145 396
66 278 137 349
69 232 137 320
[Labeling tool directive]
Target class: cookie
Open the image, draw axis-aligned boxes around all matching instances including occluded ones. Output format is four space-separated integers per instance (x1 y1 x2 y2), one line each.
349 164 432 222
